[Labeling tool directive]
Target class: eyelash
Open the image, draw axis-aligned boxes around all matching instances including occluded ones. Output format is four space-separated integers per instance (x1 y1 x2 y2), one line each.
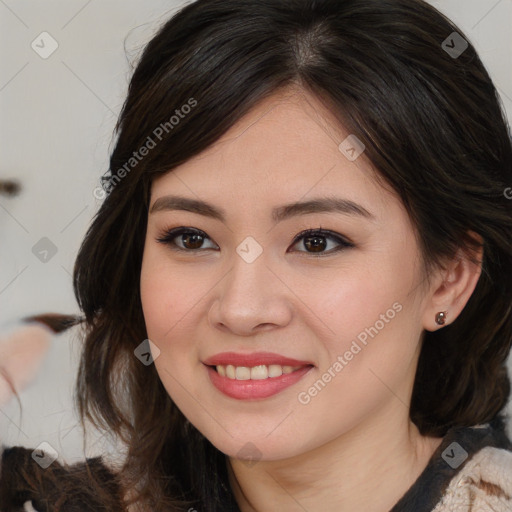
156 226 354 256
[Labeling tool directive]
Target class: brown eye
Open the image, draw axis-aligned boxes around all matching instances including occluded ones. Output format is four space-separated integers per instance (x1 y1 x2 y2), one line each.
156 227 218 251
156 227 353 256
290 229 353 255
181 232 205 250
303 234 327 253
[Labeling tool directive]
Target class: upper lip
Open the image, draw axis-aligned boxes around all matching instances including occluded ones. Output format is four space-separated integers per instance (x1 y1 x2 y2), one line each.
203 352 314 367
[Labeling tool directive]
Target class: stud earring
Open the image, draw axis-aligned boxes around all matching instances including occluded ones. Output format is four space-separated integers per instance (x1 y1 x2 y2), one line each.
435 311 447 326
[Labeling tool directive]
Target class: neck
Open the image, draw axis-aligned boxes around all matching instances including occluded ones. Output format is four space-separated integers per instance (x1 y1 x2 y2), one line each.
227 403 443 512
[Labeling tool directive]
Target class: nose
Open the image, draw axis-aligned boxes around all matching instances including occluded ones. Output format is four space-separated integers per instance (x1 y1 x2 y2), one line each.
208 251 293 336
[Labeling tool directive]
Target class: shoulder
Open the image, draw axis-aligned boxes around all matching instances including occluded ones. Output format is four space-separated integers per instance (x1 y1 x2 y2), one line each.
391 414 512 512
433 445 512 511
431 415 512 512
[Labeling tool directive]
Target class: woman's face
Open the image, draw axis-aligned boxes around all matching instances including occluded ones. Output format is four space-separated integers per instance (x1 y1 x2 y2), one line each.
140 88 435 461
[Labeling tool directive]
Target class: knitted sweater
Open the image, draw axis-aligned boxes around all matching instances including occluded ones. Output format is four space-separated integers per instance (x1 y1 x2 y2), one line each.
391 414 512 511
1 415 511 511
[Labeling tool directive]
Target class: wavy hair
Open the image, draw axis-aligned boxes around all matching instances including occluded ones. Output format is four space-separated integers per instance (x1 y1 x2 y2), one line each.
71 0 512 510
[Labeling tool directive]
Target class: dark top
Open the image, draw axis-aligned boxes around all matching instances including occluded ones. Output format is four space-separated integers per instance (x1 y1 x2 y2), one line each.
391 413 512 511
1 414 511 511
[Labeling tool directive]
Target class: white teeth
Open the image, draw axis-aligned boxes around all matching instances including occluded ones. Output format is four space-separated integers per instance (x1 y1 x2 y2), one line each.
214 364 304 380
235 366 251 380
226 364 236 379
268 364 283 378
250 365 268 380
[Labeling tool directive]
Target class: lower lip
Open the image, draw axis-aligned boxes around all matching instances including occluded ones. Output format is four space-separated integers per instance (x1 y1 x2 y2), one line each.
206 365 313 400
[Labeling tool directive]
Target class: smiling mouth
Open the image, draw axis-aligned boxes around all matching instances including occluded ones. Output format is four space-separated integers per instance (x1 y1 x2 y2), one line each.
209 364 312 380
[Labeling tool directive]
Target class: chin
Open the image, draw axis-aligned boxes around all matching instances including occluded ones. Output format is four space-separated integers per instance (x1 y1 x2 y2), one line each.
197 424 307 462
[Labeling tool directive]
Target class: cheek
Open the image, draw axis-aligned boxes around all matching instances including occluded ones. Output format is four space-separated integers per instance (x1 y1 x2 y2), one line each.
139 246 214 402
293 271 420 442
140 260 169 341
308 261 402 338
307 245 422 379
140 246 204 341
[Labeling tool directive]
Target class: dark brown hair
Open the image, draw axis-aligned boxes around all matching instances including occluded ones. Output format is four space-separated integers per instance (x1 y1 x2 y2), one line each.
0 445 123 512
71 0 512 510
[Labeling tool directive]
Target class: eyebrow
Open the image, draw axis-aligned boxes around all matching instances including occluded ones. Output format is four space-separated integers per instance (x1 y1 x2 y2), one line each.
149 195 375 223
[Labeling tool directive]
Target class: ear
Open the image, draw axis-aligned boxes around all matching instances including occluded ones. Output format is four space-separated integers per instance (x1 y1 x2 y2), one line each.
422 233 483 332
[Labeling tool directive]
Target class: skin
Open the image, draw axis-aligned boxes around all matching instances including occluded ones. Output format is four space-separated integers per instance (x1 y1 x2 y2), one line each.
140 87 482 511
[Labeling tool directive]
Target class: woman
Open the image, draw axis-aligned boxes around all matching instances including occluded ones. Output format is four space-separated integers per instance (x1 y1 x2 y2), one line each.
3 0 512 510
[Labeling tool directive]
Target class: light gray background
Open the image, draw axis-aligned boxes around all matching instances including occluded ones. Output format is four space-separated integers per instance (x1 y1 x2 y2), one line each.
1 0 511 462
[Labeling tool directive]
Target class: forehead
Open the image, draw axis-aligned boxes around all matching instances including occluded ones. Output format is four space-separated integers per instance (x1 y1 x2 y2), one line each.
151 88 400 222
